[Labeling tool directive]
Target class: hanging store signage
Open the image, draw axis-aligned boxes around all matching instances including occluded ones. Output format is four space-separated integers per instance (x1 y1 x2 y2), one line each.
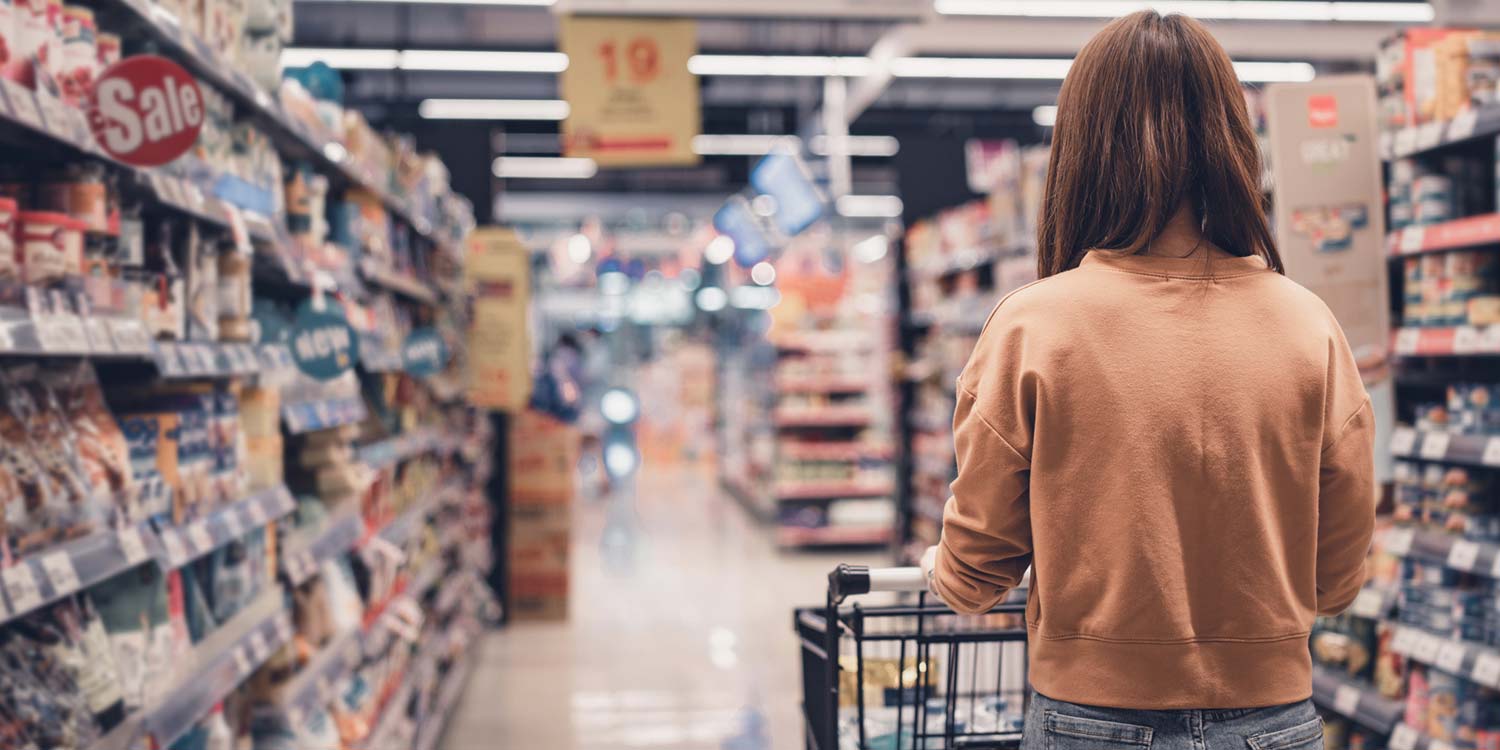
289 303 359 380
558 15 699 167
401 327 448 377
1265 75 1391 373
86 55 204 167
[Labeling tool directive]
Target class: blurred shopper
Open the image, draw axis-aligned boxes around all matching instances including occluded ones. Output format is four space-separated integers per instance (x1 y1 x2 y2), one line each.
918 10 1374 748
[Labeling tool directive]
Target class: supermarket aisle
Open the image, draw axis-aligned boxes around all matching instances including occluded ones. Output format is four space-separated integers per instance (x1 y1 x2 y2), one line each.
441 464 882 750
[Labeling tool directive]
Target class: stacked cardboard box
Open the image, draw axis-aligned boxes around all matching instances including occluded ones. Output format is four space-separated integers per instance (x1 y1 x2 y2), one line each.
508 410 578 621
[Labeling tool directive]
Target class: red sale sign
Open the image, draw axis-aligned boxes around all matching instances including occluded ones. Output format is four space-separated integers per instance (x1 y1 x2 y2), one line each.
86 55 203 167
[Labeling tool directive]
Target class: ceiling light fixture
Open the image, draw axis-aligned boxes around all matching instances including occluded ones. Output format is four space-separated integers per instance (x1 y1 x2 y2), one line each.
1033 105 1057 127
810 134 901 157
491 156 598 179
932 1 1434 23
400 49 568 72
836 195 904 218
687 55 871 77
281 47 402 69
692 134 802 156
419 98 570 120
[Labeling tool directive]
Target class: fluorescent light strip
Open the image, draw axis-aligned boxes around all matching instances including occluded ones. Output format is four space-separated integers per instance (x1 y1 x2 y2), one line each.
692 134 801 155
890 57 1074 79
1033 105 1058 127
836 195 904 218
281 47 401 69
401 50 567 72
492 156 598 179
687 55 871 77
419 98 570 120
932 1 1434 22
280 48 566 72
811 134 900 157
1231 60 1315 82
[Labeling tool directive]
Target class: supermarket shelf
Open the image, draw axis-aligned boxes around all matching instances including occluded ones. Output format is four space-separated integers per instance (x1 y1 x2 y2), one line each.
1380 105 1500 161
1309 666 1403 734
359 257 439 305
778 442 894 461
1387 723 1445 750
1386 622 1500 690
276 626 365 729
775 480 894 501
1388 426 1500 467
0 519 159 625
374 491 447 549
910 245 1002 279
143 591 294 748
283 395 369 434
777 524 892 547
0 312 157 359
356 429 452 469
153 340 266 379
413 656 476 750
281 510 366 586
720 472 772 523
1380 525 1500 580
362 669 417 750
157 485 298 569
774 376 872 394
1391 325 1500 357
1387 214 1500 257
91 0 447 248
774 408 874 428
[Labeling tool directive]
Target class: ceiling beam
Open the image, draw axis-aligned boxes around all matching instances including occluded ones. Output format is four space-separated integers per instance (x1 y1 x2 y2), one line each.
552 0 927 19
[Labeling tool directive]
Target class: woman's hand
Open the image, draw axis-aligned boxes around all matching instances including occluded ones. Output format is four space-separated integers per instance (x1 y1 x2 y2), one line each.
919 545 942 601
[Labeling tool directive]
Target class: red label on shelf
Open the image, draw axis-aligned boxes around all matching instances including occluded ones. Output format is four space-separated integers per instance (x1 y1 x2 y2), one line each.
85 55 204 167
1307 95 1338 128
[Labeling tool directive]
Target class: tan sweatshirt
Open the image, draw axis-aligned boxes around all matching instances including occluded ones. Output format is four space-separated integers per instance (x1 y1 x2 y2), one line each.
934 249 1376 709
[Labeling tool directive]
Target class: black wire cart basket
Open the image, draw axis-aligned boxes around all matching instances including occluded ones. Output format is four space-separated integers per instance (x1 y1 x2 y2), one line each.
797 564 1029 750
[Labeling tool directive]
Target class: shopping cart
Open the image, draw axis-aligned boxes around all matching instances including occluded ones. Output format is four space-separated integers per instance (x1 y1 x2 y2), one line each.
796 564 1029 750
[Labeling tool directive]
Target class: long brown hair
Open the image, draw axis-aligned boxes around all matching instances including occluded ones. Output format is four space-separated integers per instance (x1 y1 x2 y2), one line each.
1036 11 1282 278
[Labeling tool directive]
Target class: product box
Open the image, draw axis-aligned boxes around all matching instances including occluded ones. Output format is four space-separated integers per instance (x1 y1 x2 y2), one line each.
509 571 568 622
508 410 579 496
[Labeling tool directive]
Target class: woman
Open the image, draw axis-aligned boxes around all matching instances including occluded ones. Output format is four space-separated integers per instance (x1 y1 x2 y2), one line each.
918 10 1374 749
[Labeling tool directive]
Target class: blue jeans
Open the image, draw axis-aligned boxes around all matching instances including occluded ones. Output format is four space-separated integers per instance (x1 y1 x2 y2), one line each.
1022 692 1323 750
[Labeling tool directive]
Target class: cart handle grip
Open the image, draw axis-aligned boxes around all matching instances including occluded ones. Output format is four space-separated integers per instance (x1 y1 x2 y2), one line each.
829 564 926 602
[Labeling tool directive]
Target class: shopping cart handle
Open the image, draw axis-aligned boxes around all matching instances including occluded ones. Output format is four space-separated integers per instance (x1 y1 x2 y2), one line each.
829 564 927 602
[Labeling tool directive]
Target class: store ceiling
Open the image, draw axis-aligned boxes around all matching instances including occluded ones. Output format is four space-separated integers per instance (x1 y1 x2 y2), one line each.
288 0 1427 224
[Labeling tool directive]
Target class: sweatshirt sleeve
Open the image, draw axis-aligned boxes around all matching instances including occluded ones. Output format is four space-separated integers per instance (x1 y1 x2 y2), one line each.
934 314 1035 615
1316 397 1375 616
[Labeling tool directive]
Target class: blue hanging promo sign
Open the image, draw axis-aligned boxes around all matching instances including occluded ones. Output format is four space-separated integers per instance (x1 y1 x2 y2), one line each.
401 327 448 377
289 303 359 380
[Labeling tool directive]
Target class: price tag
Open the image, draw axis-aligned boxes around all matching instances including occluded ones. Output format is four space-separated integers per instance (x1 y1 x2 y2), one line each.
1454 326 1484 354
1418 120 1446 149
118 527 150 565
1394 328 1423 356
1350 588 1385 618
1415 633 1443 662
156 343 183 376
187 522 215 553
83 317 116 352
1449 108 1479 141
1391 627 1418 655
1473 652 1500 687
1387 527 1416 556
159 529 188 566
1378 131 1394 160
2 564 43 612
1333 684 1360 716
248 630 270 662
1389 724 1419 750
246 501 269 526
1398 225 1422 255
1482 437 1500 468
1448 540 1481 571
1438 641 1469 673
221 510 244 538
233 646 253 676
1421 431 1452 460
39 552 80 595
2 81 41 130
1394 127 1418 156
1390 427 1418 456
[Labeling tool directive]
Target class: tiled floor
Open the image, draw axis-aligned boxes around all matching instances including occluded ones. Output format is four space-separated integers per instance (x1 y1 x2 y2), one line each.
441 464 885 750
